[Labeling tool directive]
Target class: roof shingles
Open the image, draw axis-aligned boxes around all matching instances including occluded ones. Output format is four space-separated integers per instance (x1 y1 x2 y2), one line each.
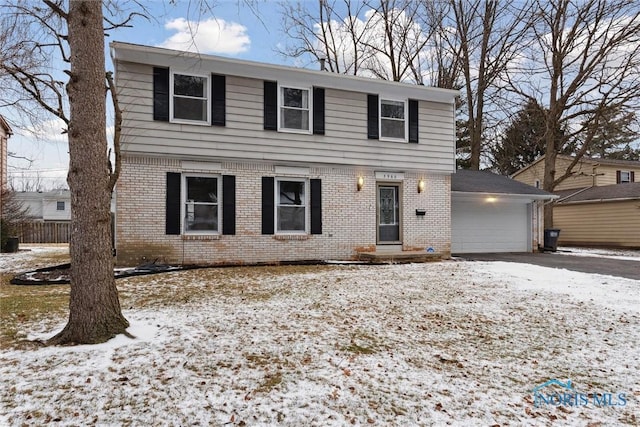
452 169 552 196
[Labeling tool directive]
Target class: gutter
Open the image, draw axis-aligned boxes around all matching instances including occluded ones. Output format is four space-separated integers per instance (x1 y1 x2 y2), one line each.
556 197 640 205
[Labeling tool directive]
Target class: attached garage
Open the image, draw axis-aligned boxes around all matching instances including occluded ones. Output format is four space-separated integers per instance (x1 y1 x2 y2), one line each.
451 170 555 254
452 198 530 253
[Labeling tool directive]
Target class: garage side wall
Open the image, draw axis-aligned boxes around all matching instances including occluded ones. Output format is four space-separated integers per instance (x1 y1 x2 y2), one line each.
554 201 640 248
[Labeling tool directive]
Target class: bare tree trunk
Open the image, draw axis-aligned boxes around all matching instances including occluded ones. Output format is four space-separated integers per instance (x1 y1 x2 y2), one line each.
542 148 556 229
48 0 128 345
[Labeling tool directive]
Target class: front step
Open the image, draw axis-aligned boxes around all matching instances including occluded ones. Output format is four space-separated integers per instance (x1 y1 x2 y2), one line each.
356 250 442 264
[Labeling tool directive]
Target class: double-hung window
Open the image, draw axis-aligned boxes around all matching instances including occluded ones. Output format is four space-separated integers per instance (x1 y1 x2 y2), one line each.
619 171 631 183
183 175 220 233
279 86 311 132
380 99 407 141
171 73 209 124
276 178 307 233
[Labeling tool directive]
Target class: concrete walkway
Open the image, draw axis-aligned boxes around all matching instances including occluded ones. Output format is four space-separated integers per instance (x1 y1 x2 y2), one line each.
455 252 640 281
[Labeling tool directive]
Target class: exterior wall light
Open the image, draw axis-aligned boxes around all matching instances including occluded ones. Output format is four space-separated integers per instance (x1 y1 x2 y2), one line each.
417 178 425 193
486 196 497 203
357 176 364 191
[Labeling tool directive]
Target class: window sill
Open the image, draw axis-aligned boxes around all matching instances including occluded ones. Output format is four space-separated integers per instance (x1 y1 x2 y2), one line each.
379 137 408 143
277 127 312 134
182 234 221 241
170 119 211 126
273 234 310 241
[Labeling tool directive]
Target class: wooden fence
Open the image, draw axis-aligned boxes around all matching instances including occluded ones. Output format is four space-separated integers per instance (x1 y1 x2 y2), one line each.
17 222 71 243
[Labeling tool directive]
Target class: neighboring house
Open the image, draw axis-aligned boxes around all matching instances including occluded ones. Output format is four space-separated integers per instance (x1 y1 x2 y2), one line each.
451 170 555 253
0 115 12 191
553 183 640 248
513 155 639 190
513 155 640 248
111 42 459 266
14 190 72 222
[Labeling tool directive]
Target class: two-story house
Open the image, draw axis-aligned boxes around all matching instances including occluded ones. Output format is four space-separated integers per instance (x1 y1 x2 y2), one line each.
111 42 459 266
513 155 640 248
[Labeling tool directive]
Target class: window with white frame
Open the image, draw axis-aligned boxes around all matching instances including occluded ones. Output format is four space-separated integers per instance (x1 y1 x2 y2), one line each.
279 86 310 132
172 73 209 123
619 170 631 183
380 99 406 140
276 178 307 232
183 175 219 233
56 201 65 211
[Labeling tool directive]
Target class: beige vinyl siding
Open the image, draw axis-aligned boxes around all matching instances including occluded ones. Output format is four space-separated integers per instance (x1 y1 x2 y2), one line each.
594 164 640 186
554 200 640 248
514 157 595 190
116 61 455 172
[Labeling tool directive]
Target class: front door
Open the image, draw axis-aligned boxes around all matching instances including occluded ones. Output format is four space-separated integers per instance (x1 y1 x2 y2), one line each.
377 184 401 243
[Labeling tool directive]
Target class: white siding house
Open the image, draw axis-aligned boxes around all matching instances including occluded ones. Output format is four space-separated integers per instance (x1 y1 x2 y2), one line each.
14 190 71 222
111 42 459 266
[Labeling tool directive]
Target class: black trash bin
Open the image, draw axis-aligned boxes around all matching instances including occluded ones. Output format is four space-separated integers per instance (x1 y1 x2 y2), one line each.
3 237 19 253
543 229 561 252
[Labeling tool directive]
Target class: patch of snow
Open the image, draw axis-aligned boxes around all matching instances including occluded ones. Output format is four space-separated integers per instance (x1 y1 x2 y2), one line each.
0 244 69 273
1 261 638 426
557 246 640 262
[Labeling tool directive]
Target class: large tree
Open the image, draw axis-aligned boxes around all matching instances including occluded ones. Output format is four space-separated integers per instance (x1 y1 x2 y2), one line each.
505 0 640 227
439 0 535 170
279 0 438 83
1 1 128 344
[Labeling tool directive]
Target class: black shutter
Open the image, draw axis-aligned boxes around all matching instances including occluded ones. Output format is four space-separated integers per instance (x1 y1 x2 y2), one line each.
313 87 325 135
409 99 419 143
166 172 181 235
211 74 226 126
310 179 322 235
262 177 275 234
616 170 621 184
367 94 379 139
222 175 235 235
631 171 635 182
153 67 170 121
264 81 278 130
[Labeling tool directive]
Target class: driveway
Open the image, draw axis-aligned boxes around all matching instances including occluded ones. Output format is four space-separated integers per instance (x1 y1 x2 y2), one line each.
455 252 640 280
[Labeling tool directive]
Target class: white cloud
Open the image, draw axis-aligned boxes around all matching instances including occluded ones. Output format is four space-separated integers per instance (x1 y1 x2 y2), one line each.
22 118 68 144
159 17 250 55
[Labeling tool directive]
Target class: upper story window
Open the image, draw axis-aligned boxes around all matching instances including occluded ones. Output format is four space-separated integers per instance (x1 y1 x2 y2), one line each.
380 99 407 141
618 170 631 184
56 201 65 211
171 73 210 124
279 86 311 133
183 175 220 234
276 178 307 233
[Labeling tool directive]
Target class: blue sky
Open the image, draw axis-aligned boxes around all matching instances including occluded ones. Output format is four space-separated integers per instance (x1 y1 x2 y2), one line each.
8 0 315 189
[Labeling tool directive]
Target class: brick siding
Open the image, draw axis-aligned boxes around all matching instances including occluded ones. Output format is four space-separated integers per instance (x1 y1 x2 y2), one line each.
115 155 451 266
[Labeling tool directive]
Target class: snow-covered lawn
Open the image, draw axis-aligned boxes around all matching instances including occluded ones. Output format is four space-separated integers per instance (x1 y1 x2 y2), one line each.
557 246 640 262
1 248 638 426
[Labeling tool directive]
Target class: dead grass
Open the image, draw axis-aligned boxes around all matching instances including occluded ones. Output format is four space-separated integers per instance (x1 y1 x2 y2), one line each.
0 273 69 348
0 258 341 350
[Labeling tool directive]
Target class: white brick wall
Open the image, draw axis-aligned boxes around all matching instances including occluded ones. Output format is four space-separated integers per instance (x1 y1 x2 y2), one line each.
115 156 451 266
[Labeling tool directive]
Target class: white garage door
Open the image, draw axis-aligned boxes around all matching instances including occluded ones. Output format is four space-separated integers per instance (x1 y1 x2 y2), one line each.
452 199 530 253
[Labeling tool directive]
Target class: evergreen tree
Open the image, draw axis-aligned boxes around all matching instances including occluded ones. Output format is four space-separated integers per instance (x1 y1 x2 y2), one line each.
585 108 640 160
490 99 548 175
